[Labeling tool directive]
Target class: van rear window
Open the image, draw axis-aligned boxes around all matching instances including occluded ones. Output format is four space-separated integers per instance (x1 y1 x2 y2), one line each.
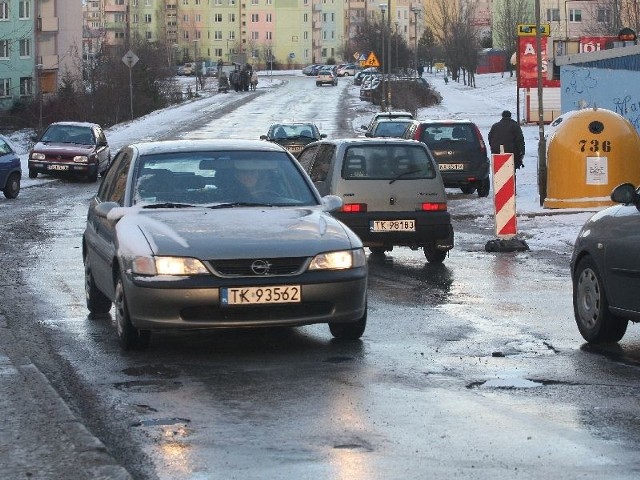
342 145 437 180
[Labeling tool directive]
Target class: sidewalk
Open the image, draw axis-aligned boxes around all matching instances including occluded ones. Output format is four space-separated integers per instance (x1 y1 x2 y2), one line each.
0 314 131 479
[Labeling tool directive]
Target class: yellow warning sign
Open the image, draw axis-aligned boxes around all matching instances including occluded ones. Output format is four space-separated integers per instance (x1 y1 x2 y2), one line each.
363 52 380 67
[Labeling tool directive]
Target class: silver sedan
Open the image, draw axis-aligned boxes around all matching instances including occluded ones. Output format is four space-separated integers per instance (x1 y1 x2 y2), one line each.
83 139 367 350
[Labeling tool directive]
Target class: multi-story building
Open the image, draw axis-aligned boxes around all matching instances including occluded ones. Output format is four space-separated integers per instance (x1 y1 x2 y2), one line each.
0 0 81 110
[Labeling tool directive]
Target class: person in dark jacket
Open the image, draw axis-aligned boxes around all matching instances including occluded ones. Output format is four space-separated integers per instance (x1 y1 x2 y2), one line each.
488 110 525 169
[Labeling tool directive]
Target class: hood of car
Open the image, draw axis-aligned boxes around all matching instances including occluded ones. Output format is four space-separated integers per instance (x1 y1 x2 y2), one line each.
32 142 95 155
117 206 357 258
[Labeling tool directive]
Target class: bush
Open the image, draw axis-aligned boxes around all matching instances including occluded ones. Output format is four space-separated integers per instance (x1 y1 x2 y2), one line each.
371 79 441 117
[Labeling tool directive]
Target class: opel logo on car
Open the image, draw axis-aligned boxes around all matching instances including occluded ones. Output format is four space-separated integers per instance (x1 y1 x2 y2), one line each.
251 259 271 275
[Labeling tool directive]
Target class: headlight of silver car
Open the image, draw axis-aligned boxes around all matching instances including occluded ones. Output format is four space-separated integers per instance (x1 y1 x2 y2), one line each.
73 155 89 163
132 256 209 276
308 248 366 270
31 152 45 160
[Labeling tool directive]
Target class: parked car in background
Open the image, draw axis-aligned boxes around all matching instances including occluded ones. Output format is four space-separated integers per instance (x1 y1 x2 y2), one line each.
0 134 21 199
361 111 414 131
337 63 359 76
298 138 454 262
571 183 640 344
302 64 322 75
359 74 382 102
83 139 368 350
28 122 111 182
403 119 490 197
354 68 379 86
260 122 327 156
179 63 195 75
316 67 338 86
364 118 415 138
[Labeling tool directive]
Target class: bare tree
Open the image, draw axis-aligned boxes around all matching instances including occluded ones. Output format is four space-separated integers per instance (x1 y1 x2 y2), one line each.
583 0 640 35
425 0 483 86
492 0 534 76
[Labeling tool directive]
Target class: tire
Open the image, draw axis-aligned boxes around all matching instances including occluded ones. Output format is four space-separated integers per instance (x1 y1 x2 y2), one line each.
329 309 366 340
477 177 491 197
28 169 38 179
115 276 151 350
84 254 112 315
460 185 476 194
369 247 386 257
573 256 628 343
3 172 20 199
316 82 321 87
424 244 447 264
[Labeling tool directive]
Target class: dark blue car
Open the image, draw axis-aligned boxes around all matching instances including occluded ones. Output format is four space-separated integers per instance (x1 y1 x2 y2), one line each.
0 134 21 199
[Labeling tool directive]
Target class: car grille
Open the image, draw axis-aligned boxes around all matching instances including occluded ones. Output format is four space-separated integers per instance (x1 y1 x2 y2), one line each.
182 302 333 322
208 257 308 277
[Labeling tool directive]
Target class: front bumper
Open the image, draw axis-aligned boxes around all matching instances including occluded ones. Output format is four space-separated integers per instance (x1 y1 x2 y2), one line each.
29 160 98 177
122 268 367 331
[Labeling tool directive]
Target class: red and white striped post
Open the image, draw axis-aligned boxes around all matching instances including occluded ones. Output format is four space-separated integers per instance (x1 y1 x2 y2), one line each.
485 151 528 252
492 152 517 239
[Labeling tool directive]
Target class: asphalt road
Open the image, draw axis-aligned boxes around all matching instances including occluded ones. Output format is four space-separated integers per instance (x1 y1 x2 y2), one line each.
0 76 639 480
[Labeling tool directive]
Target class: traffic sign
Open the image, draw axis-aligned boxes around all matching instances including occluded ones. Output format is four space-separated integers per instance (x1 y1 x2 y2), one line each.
517 23 550 37
363 52 380 67
122 50 139 67
353 51 360 60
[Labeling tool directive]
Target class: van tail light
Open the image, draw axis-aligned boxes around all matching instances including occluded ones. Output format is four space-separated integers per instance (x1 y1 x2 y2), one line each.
420 202 447 212
472 124 487 155
341 203 368 213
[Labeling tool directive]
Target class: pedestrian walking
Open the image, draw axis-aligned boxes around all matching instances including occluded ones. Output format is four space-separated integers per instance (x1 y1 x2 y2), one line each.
417 64 424 77
488 110 525 170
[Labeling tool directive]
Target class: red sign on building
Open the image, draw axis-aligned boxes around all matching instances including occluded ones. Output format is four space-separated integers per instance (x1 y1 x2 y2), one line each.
517 37 560 88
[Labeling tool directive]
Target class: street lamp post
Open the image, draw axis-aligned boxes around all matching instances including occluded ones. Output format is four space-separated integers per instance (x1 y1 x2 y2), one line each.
36 64 43 132
193 40 199 93
379 3 387 112
395 22 399 72
411 6 421 77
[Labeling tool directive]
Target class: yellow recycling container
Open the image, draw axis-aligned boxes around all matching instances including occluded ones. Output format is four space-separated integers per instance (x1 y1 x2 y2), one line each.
544 107 640 209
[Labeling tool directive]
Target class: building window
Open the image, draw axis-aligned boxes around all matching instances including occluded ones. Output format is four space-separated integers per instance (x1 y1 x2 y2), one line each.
214 0 221 4
214 31 222 40
214 13 222 22
597 8 611 23
196 14 201 22
0 39 8 58
545 8 560 22
183 31 189 39
132 14 138 23
19 38 30 57
19 0 29 19
0 1 9 20
266 13 272 22
19 77 32 96
228 13 235 22
303 13 308 22
1 78 10 97
145 0 151 5
251 13 259 22
214 48 222 57
251 31 259 40
182 0 188 4
229 0 235 5
115 0 124 4
115 32 125 39
114 13 125 22
144 14 151 23
266 31 272 40
146 31 152 40
569 9 582 22
252 0 258 4
195 30 201 39
229 31 235 40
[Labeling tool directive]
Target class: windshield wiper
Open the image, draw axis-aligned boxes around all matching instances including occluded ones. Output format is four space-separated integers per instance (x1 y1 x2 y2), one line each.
389 169 421 184
143 202 196 209
207 202 274 208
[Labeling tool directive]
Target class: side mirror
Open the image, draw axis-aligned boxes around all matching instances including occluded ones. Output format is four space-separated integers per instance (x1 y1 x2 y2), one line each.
94 201 119 219
610 183 637 205
321 195 343 212
259 135 267 140
320 134 327 139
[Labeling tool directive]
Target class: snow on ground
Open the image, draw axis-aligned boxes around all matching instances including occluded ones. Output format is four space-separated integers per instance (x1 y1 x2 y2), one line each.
3 69 600 254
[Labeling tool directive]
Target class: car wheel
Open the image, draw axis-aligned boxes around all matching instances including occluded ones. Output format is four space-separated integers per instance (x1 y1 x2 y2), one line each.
573 256 628 343
84 254 112 315
424 244 447 264
460 185 476 194
316 82 321 87
3 172 20 199
477 177 491 197
329 309 366 340
115 276 151 350
28 169 38 179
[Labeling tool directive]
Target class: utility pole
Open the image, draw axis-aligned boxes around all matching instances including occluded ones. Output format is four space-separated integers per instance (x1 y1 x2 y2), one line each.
535 0 547 205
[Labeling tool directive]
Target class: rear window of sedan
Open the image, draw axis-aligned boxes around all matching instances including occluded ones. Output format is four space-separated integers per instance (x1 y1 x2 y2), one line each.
341 145 437 180
133 150 318 206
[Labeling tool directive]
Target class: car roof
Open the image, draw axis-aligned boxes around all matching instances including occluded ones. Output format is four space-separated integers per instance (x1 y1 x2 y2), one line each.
129 139 289 156
416 119 475 125
48 121 101 128
310 138 424 148
270 122 317 128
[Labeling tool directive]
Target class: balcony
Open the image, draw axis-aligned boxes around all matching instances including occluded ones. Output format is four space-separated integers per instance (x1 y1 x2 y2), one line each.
38 54 59 71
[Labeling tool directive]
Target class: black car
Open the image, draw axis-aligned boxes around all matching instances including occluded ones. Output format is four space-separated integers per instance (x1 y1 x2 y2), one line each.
28 121 111 182
260 122 327 157
571 183 640 343
403 119 491 197
364 118 415 138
